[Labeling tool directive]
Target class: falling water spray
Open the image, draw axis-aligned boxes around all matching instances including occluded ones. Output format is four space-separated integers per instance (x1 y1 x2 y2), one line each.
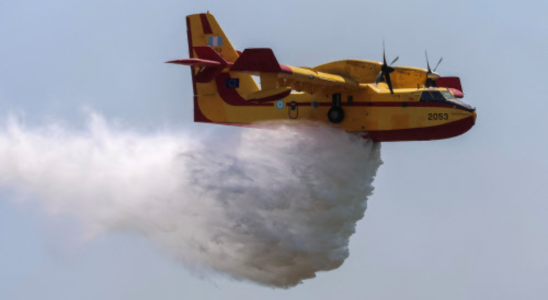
0 112 382 288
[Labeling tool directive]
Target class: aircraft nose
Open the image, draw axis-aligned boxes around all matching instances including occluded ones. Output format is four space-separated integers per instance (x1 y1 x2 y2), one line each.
472 110 477 123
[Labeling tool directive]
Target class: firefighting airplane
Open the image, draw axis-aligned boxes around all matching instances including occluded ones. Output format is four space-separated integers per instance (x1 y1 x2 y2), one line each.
167 13 476 142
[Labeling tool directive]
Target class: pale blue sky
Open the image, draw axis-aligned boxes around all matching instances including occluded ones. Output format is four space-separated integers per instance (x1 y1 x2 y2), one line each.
1 0 547 299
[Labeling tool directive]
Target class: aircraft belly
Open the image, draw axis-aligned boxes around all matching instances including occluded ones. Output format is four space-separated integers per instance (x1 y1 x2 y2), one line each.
196 88 475 142
365 116 475 142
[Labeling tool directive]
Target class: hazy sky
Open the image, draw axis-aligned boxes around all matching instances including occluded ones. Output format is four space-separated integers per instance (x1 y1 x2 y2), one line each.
1 0 547 299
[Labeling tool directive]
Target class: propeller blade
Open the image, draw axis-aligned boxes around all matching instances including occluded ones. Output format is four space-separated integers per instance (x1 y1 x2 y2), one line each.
434 57 443 72
375 72 384 85
390 56 399 65
382 40 387 65
377 40 396 95
425 50 431 73
385 73 394 95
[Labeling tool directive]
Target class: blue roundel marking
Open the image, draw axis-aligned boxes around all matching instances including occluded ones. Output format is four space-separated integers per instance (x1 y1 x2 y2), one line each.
275 100 285 110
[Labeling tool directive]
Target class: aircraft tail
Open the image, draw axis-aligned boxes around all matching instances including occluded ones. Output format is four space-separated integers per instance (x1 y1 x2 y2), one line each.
184 13 259 122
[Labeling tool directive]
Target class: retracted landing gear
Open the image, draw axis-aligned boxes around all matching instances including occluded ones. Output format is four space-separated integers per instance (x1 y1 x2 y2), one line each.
328 93 344 124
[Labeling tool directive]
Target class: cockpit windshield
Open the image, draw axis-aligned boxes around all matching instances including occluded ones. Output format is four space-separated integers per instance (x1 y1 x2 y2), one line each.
420 90 475 112
420 91 445 102
441 90 454 99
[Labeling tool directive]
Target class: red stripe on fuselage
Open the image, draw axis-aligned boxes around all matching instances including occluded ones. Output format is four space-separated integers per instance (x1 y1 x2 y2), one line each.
288 101 470 112
215 73 272 106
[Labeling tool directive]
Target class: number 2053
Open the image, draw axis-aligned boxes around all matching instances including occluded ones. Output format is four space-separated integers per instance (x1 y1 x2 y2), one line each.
428 113 449 121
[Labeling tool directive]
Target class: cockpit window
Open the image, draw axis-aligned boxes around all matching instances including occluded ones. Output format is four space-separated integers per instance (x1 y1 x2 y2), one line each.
421 91 450 102
441 90 455 99
419 90 474 112
431 91 445 101
420 92 434 101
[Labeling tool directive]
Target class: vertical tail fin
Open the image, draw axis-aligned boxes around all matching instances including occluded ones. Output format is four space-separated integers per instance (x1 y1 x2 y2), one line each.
186 13 259 122
187 13 240 63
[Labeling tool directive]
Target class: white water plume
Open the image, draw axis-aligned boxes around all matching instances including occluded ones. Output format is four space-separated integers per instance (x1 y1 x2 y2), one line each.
0 112 382 288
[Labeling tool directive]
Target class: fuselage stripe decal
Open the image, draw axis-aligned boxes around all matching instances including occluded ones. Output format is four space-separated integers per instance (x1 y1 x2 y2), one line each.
215 73 273 107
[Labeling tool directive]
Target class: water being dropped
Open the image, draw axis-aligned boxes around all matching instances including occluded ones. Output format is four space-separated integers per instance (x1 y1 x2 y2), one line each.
0 113 382 288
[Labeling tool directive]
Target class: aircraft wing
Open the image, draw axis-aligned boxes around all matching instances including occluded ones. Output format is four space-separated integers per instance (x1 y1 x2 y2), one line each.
230 48 359 101
314 60 430 90
178 46 435 101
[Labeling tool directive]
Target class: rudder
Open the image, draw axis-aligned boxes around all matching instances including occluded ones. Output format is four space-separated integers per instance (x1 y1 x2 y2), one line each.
186 13 259 122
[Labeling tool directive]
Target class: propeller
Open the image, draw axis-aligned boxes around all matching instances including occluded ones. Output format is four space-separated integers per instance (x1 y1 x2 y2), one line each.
375 41 399 95
425 51 443 87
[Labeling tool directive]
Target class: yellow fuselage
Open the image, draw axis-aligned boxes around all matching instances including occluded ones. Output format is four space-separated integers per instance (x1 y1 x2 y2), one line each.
181 13 476 142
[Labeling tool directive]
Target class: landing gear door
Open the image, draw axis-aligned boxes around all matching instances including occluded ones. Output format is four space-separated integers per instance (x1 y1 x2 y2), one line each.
288 101 298 119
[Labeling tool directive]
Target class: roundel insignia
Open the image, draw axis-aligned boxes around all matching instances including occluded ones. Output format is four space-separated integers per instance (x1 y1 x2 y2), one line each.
275 100 285 110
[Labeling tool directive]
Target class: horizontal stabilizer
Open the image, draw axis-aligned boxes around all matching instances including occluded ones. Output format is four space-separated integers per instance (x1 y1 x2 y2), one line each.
245 87 291 102
437 77 464 98
193 46 227 63
231 48 292 74
166 58 221 68
166 46 231 83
